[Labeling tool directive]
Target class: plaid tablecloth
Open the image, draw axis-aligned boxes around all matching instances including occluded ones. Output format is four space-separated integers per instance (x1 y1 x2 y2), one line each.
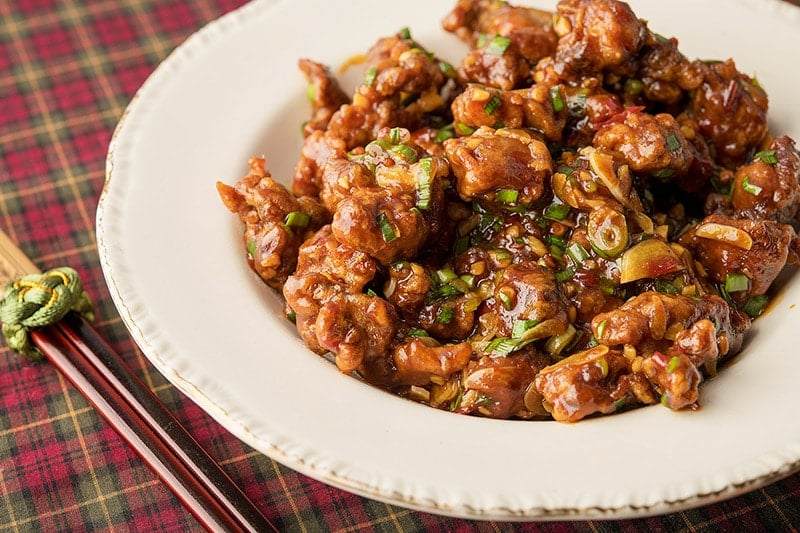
3 0 800 531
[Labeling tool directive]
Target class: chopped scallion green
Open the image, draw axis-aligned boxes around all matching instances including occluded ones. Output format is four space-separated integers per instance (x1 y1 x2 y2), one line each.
485 35 511 55
483 94 502 115
436 306 454 324
725 272 750 293
283 211 310 228
363 67 378 86
754 150 778 164
376 212 397 243
416 158 433 210
741 294 768 317
512 319 539 338
595 319 607 340
435 124 455 143
566 242 590 265
667 356 681 373
486 337 522 356
549 86 564 112
665 132 681 152
435 267 458 284
495 188 519 204
388 127 403 145
390 144 418 163
439 61 457 79
741 175 762 195
543 201 570 221
456 122 475 135
555 266 576 282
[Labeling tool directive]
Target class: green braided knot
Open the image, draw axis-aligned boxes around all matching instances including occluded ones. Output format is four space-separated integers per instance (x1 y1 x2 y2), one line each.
0 267 94 360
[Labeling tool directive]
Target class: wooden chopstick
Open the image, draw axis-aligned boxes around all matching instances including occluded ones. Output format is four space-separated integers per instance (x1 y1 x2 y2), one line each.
0 231 277 532
60 313 279 532
30 320 277 532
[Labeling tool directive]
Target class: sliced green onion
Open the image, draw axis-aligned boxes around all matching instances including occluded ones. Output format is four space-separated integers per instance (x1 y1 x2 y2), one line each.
459 274 475 288
247 238 256 258
754 150 778 164
366 288 378 297
599 277 617 296
486 337 522 357
435 267 458 284
483 94 502 115
390 144 418 163
490 249 512 262
741 175 762 196
436 306 454 324
456 122 475 135
416 157 433 210
546 234 568 250
439 60 457 79
388 127 403 144
512 319 539 338
283 211 310 228
725 272 750 293
399 27 412 40
741 294 769 317
485 35 511 55
665 132 681 152
364 67 378 86
667 356 681 373
435 124 455 143
497 291 513 310
566 242 590 265
556 164 575 177
555 266 576 282
549 86 564 112
286 310 297 323
624 78 644 95
595 319 607 340
543 201 570 221
454 235 469 255
495 188 518 204
653 168 674 178
407 327 429 338
655 279 680 295
306 84 316 102
376 212 397 243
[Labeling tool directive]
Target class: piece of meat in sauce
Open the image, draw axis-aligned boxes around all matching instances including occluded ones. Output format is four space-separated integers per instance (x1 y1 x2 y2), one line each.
593 109 695 178
687 59 769 168
708 136 800 225
552 0 647 80
442 0 557 90
679 214 798 301
450 83 567 142
217 157 328 288
283 226 397 373
443 126 553 206
298 59 351 137
534 345 649 422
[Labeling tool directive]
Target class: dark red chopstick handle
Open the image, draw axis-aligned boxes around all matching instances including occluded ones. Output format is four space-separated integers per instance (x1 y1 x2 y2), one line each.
32 325 239 532
31 319 276 533
58 313 277 533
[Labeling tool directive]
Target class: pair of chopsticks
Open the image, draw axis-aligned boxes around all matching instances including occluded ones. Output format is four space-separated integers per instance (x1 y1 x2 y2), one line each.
0 230 277 533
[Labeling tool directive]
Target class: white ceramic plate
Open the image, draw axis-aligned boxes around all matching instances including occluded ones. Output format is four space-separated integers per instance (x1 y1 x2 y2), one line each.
97 0 800 521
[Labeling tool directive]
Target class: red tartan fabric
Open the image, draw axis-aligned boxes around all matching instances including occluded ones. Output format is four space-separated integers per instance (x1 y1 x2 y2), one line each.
2 0 800 531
